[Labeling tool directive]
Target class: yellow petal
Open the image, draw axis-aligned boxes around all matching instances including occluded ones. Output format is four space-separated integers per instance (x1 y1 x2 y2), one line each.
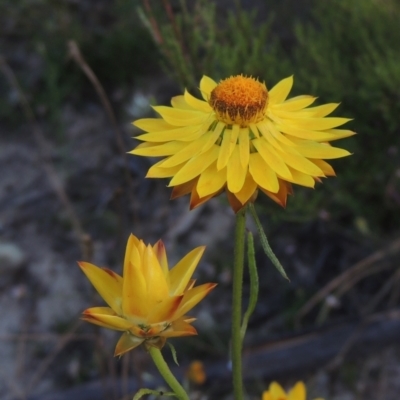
238 128 250 168
231 124 240 144
283 117 351 130
184 89 212 113
249 123 260 138
265 120 296 147
286 167 316 188
175 283 217 318
171 94 194 110
218 125 239 170
122 247 148 318
131 141 187 157
200 122 224 154
78 262 123 314
169 145 220 186
252 138 292 180
273 145 324 176
269 381 287 398
288 381 306 400
249 153 279 193
309 159 335 176
123 234 139 272
256 120 284 151
161 131 215 168
196 162 227 197
153 106 208 126
323 128 356 141
227 145 247 193
200 75 217 100
142 244 170 307
82 307 132 331
161 317 197 338
271 95 316 111
153 240 169 278
217 128 234 170
147 295 183 324
269 76 293 104
147 159 184 178
301 103 339 117
233 173 258 204
133 118 174 132
295 143 351 159
275 123 356 142
136 124 204 142
114 332 144 356
169 247 206 295
184 279 196 292
271 103 339 119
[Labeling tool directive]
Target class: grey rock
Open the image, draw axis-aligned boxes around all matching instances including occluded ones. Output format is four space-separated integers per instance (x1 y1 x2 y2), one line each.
0 242 26 287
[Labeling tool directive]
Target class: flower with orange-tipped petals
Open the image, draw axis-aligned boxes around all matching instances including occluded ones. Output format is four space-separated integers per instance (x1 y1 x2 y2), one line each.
79 234 216 356
262 381 324 400
131 75 354 212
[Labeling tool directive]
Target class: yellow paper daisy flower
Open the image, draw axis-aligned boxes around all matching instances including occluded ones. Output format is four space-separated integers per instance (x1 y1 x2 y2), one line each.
131 75 354 212
79 234 216 356
262 381 324 400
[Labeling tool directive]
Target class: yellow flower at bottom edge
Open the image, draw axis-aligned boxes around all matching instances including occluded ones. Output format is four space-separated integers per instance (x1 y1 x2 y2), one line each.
130 75 355 212
262 381 324 400
78 234 216 356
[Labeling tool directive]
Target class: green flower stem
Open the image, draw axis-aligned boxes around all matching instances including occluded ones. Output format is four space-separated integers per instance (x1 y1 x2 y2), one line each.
148 347 189 400
240 232 259 340
232 207 247 400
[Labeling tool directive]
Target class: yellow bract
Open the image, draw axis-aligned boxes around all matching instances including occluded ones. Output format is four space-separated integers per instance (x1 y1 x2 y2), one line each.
262 381 324 400
79 234 216 356
131 75 355 212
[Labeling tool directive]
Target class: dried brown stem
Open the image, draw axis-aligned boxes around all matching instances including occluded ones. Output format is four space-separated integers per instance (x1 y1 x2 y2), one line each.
142 0 164 45
67 40 138 224
162 0 185 51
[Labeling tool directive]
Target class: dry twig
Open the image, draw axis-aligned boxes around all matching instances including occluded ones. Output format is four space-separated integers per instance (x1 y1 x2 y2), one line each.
296 237 400 324
67 40 138 225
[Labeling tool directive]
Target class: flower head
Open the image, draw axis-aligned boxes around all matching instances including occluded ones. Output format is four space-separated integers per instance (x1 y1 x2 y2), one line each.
262 381 324 400
131 75 354 212
79 234 216 356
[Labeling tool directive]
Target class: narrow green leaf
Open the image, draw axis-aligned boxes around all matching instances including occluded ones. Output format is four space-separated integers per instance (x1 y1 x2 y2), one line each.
168 342 179 366
249 204 290 281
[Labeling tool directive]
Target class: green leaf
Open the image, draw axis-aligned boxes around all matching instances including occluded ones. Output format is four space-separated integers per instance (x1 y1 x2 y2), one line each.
168 342 179 366
249 204 290 281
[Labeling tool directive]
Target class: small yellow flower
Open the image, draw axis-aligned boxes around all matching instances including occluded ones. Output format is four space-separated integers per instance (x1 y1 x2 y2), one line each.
79 234 216 356
131 75 354 212
262 381 324 400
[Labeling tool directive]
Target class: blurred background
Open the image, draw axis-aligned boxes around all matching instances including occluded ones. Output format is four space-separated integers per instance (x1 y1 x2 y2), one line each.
1 0 400 399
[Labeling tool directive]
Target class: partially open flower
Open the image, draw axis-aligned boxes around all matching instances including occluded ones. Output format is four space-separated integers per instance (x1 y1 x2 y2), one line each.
79 234 216 356
131 75 354 212
262 381 324 400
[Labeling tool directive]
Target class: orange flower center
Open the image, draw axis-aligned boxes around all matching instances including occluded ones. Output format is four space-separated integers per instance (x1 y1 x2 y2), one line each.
209 75 268 126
